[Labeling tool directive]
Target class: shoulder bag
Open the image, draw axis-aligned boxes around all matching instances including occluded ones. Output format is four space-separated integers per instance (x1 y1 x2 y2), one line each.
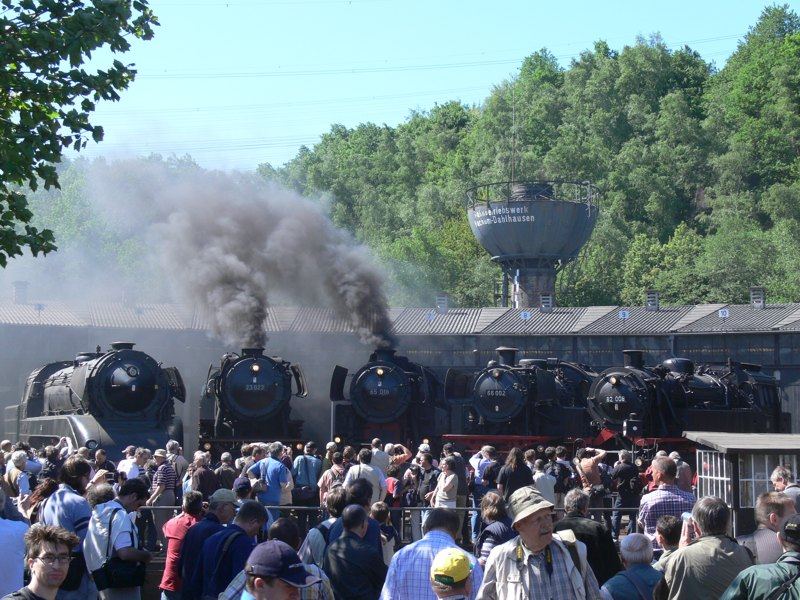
91 508 146 591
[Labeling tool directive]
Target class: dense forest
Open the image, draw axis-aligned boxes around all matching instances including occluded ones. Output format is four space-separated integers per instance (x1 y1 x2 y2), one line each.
259 6 800 308
15 6 800 309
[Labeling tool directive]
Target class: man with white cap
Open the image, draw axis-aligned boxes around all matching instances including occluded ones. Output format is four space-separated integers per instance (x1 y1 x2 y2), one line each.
242 539 321 600
476 485 601 600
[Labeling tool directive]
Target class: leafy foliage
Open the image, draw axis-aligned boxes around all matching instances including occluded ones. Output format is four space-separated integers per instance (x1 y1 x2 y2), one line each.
261 6 800 308
0 0 157 266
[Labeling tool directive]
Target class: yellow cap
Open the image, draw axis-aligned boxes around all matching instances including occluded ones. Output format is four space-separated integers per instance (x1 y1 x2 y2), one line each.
430 548 473 586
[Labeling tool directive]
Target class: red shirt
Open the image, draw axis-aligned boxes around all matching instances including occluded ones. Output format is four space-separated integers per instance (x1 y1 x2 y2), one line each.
159 512 201 591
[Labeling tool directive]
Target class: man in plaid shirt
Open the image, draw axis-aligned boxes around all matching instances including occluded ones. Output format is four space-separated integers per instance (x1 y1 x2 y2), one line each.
638 456 695 549
380 508 483 600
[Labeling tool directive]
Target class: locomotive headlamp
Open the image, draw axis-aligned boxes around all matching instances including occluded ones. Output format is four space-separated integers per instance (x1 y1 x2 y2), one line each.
86 439 99 450
376 368 385 377
203 442 212 450
334 436 342 444
296 442 303 450
126 366 139 377
422 438 430 445
492 369 501 379
537 445 545 453
251 363 261 373
635 457 644 468
609 375 619 386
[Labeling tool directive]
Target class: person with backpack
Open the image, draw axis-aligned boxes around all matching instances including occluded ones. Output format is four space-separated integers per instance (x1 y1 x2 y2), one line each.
611 450 643 541
545 446 576 514
298 487 347 567
318 452 346 507
292 442 323 535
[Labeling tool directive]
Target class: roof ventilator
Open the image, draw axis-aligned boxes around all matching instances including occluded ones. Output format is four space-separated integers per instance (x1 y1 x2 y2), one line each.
645 290 659 312
539 293 554 313
750 287 765 311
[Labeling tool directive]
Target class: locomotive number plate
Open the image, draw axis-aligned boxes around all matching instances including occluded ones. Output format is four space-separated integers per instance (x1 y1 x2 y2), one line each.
369 389 390 397
486 390 507 397
605 395 626 403
245 384 267 391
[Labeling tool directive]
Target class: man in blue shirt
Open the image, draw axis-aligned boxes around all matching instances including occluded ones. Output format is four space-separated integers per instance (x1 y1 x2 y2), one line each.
292 441 323 534
248 442 291 521
38 456 94 600
195 500 268 599
180 488 238 600
327 479 383 555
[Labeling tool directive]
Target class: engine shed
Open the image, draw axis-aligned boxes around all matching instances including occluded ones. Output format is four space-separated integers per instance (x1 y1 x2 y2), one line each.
686 431 800 536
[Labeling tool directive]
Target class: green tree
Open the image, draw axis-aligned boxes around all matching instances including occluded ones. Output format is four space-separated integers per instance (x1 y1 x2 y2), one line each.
1 0 157 266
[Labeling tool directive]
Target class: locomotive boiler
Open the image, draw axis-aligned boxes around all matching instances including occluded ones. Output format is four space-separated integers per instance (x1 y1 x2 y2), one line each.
330 347 446 446
4 342 185 455
445 347 596 440
199 347 307 454
586 349 785 439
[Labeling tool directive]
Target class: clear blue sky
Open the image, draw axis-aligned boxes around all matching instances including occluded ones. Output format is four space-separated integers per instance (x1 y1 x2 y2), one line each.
76 0 800 171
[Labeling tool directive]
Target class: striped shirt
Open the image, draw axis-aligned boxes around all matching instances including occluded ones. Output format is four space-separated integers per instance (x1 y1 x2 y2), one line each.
521 540 579 600
153 462 178 492
39 484 92 547
638 484 695 548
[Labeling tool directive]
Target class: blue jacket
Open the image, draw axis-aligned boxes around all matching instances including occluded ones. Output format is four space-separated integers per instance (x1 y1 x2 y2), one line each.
197 524 256 599
602 563 663 600
179 513 224 600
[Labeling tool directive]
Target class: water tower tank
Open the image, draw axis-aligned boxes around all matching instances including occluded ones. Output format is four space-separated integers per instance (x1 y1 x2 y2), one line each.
466 181 598 308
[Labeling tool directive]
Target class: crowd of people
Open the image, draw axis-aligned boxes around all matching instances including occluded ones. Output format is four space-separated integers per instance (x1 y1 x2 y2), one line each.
1 436 800 599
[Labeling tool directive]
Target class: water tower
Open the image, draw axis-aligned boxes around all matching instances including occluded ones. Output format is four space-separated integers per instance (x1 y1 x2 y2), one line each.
466 180 598 308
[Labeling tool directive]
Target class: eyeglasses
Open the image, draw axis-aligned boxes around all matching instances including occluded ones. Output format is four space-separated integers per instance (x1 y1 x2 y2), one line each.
36 554 72 566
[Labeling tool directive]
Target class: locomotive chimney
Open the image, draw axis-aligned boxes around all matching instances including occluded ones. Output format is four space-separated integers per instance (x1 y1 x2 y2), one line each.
750 286 765 310
12 281 28 305
645 290 660 312
110 342 136 351
622 349 645 370
373 347 397 362
496 346 518 367
241 348 265 358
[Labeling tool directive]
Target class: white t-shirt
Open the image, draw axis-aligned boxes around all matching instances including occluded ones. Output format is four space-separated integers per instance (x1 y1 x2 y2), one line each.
83 500 137 573
533 471 557 505
0 517 29 596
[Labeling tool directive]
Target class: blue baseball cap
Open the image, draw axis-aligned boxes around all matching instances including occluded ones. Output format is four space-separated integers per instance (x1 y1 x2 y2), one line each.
233 476 252 492
245 540 320 587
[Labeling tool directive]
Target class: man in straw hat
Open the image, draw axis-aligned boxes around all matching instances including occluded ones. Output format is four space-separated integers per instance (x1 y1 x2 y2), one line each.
476 485 601 600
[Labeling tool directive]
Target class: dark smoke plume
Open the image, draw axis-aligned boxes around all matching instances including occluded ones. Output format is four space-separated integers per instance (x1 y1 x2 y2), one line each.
89 159 395 349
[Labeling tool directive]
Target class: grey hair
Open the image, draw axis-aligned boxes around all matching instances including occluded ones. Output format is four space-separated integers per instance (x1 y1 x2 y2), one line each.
692 496 730 536
620 533 653 564
86 483 115 508
619 450 631 463
772 466 794 483
269 442 283 458
655 450 668 457
10 450 27 469
166 440 180 453
669 451 681 461
193 450 208 465
651 456 677 481
220 452 233 463
564 488 590 515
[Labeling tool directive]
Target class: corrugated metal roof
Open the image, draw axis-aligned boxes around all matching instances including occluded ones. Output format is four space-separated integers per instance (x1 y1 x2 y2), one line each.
392 308 483 335
481 307 586 334
89 303 185 329
774 307 800 331
578 305 693 334
0 302 87 327
287 308 353 333
473 308 510 333
676 303 800 333
669 304 728 332
569 306 616 333
684 431 800 453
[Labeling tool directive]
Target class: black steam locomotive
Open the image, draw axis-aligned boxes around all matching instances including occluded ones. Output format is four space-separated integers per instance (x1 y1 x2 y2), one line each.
199 347 307 454
3 342 185 455
587 349 785 439
445 347 597 439
330 348 446 446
